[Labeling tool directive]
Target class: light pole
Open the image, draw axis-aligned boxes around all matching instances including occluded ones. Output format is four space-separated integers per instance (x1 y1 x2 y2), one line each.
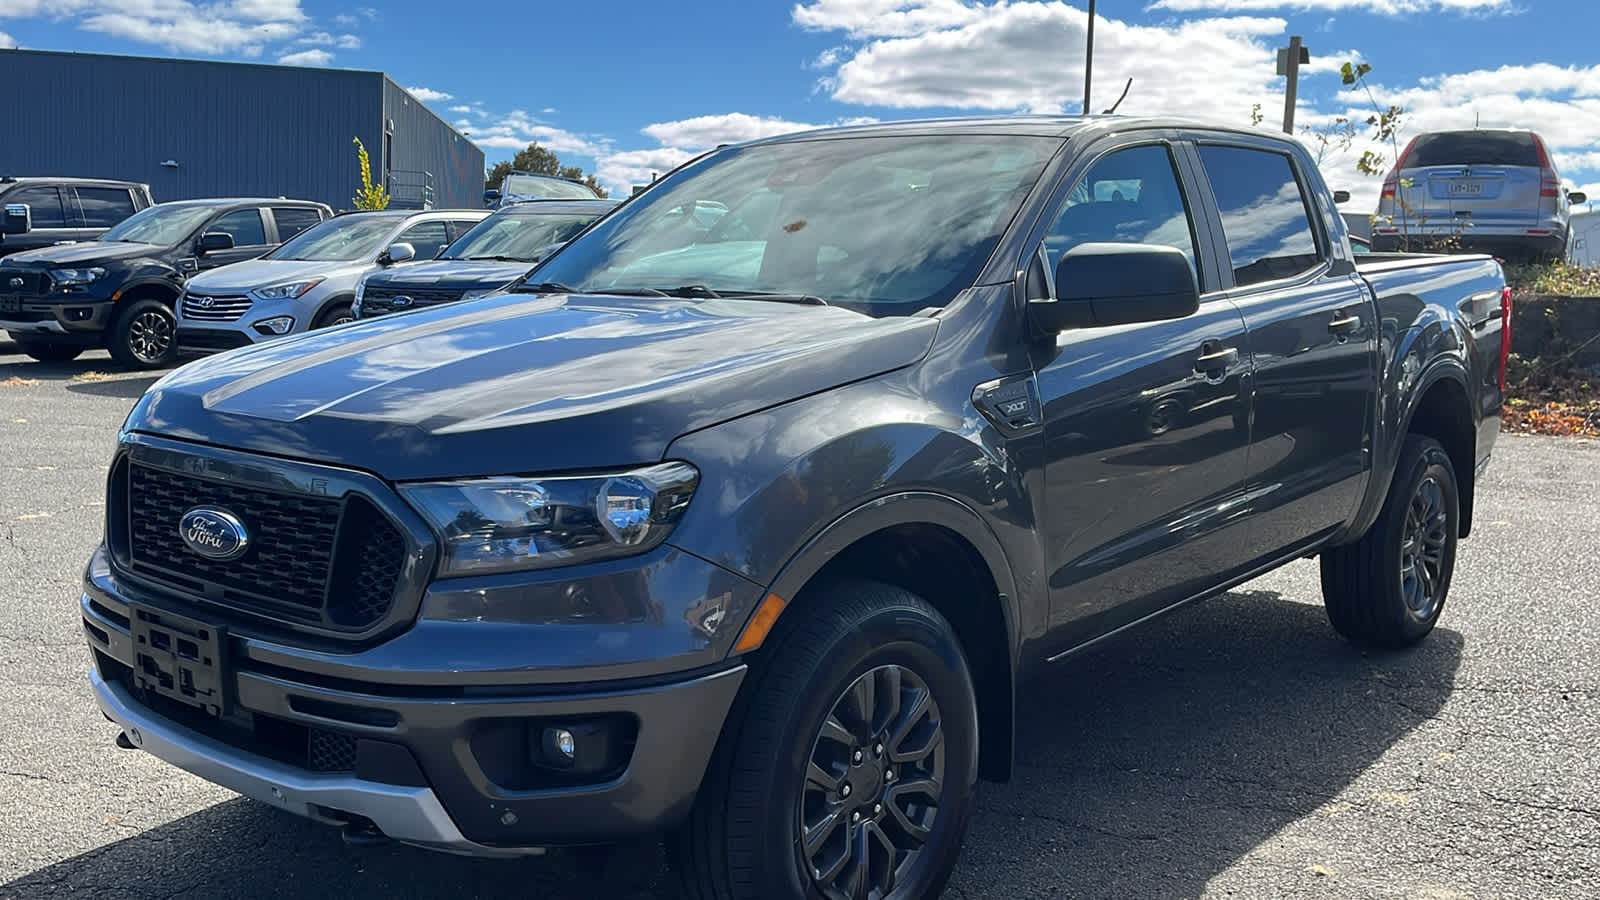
1277 35 1309 134
1082 0 1097 115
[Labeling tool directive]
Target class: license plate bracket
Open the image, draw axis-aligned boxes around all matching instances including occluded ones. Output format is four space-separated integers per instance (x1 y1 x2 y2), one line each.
131 606 228 717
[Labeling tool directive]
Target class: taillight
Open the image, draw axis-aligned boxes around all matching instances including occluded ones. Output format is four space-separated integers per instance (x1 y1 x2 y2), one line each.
1381 137 1418 201
1534 135 1561 198
1499 285 1513 393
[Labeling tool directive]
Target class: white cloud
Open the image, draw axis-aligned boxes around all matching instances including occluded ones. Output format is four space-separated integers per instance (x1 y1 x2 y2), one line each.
405 86 452 102
642 113 832 150
472 110 607 157
1147 0 1509 12
448 104 473 114
0 30 13 48
333 12 356 26
793 0 984 38
336 33 359 48
593 147 699 195
296 30 332 44
276 47 330 66
2 0 310 55
541 107 558 114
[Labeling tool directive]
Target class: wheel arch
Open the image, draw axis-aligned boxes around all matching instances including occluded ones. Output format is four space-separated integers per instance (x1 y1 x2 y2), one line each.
1399 368 1477 539
311 292 356 327
755 492 1020 782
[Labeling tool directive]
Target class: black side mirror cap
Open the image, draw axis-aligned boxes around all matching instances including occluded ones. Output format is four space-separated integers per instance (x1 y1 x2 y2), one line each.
197 231 234 253
2 203 31 235
483 189 502 206
1030 242 1200 334
1333 190 1351 204
1568 191 1587 205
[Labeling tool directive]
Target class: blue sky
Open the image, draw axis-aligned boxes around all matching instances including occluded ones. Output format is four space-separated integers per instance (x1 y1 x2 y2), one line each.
2 1 1596 209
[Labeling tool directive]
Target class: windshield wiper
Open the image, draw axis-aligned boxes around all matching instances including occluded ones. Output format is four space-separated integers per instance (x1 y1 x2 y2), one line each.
661 284 722 299
512 281 579 294
723 291 830 306
464 255 532 262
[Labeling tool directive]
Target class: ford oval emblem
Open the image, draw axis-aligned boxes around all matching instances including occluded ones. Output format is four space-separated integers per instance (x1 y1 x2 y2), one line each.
178 507 249 561
390 295 414 308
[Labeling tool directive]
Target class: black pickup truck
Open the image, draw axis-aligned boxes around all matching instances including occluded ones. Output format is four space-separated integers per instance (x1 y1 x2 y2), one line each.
82 117 1506 899
0 176 155 257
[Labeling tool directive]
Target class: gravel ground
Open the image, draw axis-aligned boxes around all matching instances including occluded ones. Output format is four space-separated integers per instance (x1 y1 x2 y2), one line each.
2 343 1597 899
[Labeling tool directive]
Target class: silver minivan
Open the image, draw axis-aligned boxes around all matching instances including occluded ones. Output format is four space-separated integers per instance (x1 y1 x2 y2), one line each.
1373 129 1586 259
174 208 487 354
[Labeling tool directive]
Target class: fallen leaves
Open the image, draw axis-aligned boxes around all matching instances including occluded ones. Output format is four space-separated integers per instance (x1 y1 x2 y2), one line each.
1 376 38 387
68 371 117 383
1502 400 1600 437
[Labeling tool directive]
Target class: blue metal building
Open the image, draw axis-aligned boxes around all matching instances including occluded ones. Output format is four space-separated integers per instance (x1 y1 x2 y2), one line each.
0 49 484 211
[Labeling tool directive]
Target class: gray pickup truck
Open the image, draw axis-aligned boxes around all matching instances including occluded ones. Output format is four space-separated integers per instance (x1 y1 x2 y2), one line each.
82 117 1507 899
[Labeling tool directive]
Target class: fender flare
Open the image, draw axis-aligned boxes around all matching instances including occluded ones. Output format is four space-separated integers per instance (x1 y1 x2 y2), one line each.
310 292 357 326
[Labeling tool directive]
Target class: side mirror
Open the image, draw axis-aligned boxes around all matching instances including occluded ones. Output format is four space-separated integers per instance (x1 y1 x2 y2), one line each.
483 189 501 207
1568 191 1587 205
381 242 415 265
197 231 234 253
1333 190 1351 204
1030 243 1200 334
2 203 31 235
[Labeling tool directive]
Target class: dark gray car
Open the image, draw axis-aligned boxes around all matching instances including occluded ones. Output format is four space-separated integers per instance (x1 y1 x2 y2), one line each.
82 116 1505 898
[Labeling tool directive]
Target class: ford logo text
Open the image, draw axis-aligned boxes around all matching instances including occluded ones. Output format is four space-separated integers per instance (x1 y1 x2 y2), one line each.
178 507 250 561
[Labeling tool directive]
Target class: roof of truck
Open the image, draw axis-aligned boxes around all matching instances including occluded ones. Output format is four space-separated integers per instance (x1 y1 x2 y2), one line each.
740 114 1277 146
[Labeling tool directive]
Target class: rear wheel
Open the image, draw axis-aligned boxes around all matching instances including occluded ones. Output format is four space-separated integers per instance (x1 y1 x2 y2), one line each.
107 298 177 369
312 303 354 329
673 579 979 900
14 340 84 363
1321 435 1459 647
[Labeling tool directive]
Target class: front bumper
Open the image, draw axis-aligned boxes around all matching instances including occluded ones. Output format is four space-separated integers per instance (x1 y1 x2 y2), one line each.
0 297 115 343
82 548 754 851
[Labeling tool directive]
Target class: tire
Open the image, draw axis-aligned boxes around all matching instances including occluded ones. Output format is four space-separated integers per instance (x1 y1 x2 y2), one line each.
1321 435 1459 648
312 302 354 330
673 579 980 900
106 298 177 369
15 340 84 363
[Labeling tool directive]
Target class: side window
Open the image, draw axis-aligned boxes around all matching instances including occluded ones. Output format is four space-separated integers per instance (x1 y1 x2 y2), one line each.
210 209 268 246
1196 146 1323 287
74 187 137 228
7 186 67 229
1042 144 1200 279
271 207 322 241
446 219 481 242
396 220 451 259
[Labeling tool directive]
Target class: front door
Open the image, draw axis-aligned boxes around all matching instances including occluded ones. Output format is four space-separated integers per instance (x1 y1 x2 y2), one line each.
198 208 274 270
1192 143 1378 563
1030 141 1257 645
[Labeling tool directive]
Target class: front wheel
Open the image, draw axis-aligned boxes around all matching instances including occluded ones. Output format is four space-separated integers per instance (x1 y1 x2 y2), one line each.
106 298 177 369
1321 435 1459 647
673 580 979 900
312 303 354 329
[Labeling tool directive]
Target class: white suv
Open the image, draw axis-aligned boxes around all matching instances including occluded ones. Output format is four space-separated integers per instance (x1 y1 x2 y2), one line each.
174 209 488 354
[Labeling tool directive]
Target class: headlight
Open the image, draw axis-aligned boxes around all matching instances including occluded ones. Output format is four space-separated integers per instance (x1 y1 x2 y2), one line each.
51 267 107 288
252 316 294 335
400 462 699 576
250 279 323 301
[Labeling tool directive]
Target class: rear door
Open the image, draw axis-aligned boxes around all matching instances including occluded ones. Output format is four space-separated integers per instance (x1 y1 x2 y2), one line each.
1406 132 1543 229
1 185 95 251
269 206 324 243
72 186 140 235
1194 141 1378 564
1031 138 1257 642
394 219 452 260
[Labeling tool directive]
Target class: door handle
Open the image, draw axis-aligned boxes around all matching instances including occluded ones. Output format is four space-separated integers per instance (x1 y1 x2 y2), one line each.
1194 344 1239 374
1329 313 1361 335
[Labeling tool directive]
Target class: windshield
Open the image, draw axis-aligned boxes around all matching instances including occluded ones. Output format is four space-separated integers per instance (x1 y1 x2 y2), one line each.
528 135 1058 315
269 215 398 261
502 175 598 200
99 204 218 246
443 211 604 261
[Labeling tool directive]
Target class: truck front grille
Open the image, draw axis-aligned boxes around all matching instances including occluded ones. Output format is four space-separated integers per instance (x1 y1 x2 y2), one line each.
181 293 253 322
117 462 407 632
361 285 465 314
0 269 48 296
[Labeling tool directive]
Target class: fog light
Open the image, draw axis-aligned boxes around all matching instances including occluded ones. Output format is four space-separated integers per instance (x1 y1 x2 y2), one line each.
534 720 629 775
549 728 576 760
65 307 93 321
252 316 294 335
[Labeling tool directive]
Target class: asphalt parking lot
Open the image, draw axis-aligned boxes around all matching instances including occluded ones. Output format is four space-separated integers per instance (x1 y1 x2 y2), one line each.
2 341 1598 899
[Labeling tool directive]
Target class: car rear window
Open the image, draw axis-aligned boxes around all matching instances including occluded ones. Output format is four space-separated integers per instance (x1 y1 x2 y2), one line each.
1408 132 1540 168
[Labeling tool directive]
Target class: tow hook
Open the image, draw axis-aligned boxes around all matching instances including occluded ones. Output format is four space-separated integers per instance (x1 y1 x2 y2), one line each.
114 731 137 750
341 819 391 848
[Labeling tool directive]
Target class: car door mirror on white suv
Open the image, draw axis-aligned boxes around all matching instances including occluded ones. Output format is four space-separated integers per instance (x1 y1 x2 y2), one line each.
1568 191 1588 205
380 242 416 266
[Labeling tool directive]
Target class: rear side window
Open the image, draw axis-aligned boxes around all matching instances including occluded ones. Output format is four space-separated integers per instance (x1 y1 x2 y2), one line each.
272 207 323 241
1407 132 1540 169
1197 146 1322 288
74 187 137 228
6 186 67 229
211 208 268 246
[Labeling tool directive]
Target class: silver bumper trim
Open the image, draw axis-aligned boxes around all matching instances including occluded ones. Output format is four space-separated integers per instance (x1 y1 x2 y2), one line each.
91 669 544 857
0 318 67 334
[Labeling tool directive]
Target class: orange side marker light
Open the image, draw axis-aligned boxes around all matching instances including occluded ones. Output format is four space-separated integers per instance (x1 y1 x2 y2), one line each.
733 592 788 653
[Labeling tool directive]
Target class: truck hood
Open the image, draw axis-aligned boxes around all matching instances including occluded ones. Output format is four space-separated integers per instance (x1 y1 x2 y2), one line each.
128 293 939 481
3 241 163 265
363 259 533 291
185 258 367 293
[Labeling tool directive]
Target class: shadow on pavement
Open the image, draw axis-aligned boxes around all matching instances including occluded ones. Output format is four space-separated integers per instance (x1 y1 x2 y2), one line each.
64 375 164 400
0 590 1462 899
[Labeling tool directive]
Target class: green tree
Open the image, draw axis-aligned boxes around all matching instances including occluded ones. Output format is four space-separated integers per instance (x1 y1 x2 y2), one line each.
485 142 607 197
351 137 390 210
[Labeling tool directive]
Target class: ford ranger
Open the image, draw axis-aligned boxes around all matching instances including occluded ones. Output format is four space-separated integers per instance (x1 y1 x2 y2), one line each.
82 117 1507 900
